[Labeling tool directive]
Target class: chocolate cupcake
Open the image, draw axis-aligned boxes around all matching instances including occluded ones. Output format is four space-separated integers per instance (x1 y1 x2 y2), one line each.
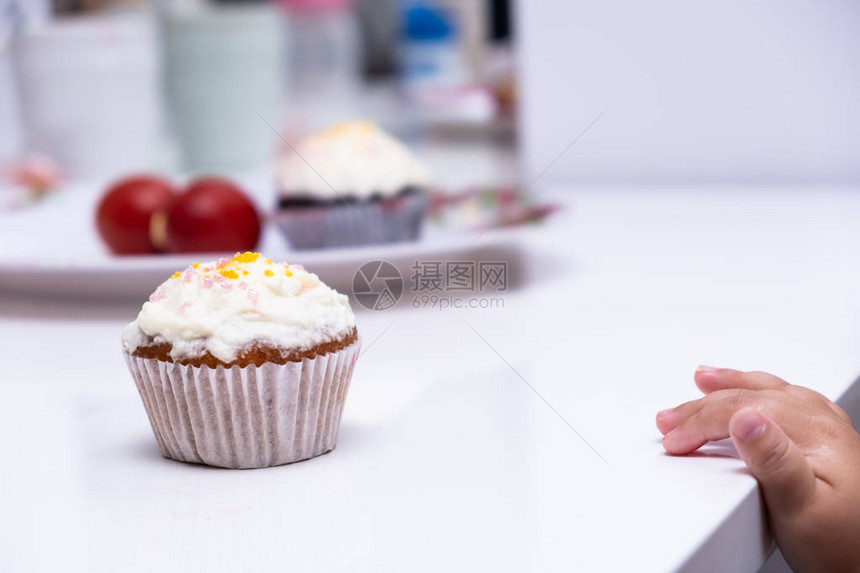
121 252 361 469
275 120 430 249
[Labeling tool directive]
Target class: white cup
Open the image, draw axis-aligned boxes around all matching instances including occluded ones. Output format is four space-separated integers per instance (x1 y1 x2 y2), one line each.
14 13 165 180
160 4 284 172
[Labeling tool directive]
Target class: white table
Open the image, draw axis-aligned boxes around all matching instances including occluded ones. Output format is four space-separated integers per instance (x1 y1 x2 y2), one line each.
2 186 858 572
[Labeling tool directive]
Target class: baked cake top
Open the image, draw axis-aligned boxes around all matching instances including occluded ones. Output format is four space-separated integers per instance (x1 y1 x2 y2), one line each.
278 120 430 200
122 252 355 364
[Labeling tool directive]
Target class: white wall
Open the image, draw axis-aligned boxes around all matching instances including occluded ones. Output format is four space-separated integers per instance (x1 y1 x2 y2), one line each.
518 1 860 184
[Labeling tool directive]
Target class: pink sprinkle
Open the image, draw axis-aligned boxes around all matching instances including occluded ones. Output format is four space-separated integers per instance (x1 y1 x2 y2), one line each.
220 281 232 291
247 288 259 305
203 276 214 289
179 301 193 314
292 264 305 272
202 265 213 272
149 290 166 302
238 281 249 290
182 268 195 282
216 258 230 267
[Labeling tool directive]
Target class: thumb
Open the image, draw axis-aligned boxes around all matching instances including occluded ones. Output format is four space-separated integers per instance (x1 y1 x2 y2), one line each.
729 408 817 515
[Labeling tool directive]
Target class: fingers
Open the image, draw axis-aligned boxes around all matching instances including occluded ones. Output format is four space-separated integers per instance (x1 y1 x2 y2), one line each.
657 387 756 435
656 366 843 457
694 366 787 394
729 408 817 515
655 367 789 435
660 390 804 454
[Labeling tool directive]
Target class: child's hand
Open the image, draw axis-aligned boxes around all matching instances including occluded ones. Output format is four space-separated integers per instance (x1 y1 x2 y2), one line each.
656 367 860 573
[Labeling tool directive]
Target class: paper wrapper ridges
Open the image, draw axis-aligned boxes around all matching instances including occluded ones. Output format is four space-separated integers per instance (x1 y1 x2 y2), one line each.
124 340 360 469
275 192 428 250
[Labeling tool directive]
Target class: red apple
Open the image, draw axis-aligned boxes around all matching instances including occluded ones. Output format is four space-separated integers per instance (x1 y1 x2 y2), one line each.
96 175 176 254
165 177 261 253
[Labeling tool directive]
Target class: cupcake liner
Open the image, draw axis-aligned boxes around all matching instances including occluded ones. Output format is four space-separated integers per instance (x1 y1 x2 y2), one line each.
124 339 361 469
274 192 428 250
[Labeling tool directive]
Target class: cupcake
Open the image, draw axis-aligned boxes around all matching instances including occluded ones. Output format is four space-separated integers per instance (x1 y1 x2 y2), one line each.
275 120 430 249
121 252 360 469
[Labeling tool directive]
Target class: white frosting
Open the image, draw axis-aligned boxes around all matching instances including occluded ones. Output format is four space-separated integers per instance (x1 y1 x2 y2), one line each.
278 120 431 200
121 253 355 363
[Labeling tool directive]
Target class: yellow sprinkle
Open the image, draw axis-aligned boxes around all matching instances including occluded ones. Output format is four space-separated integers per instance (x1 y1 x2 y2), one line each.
264 269 274 277
286 271 293 277
171 271 181 279
266 258 272 265
219 269 239 280
243 270 249 275
192 263 199 269
324 120 374 138
233 252 261 264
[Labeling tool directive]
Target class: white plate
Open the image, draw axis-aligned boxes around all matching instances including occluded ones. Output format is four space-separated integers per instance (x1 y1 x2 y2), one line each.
0 180 525 299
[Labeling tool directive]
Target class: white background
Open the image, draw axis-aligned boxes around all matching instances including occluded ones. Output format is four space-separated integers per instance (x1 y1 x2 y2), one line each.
518 0 860 184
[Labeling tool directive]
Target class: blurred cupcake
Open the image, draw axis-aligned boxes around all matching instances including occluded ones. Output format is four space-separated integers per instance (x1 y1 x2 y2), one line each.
275 120 430 249
121 252 360 469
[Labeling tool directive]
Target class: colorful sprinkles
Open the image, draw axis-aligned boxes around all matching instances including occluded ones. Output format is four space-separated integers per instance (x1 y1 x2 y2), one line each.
151 252 306 306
